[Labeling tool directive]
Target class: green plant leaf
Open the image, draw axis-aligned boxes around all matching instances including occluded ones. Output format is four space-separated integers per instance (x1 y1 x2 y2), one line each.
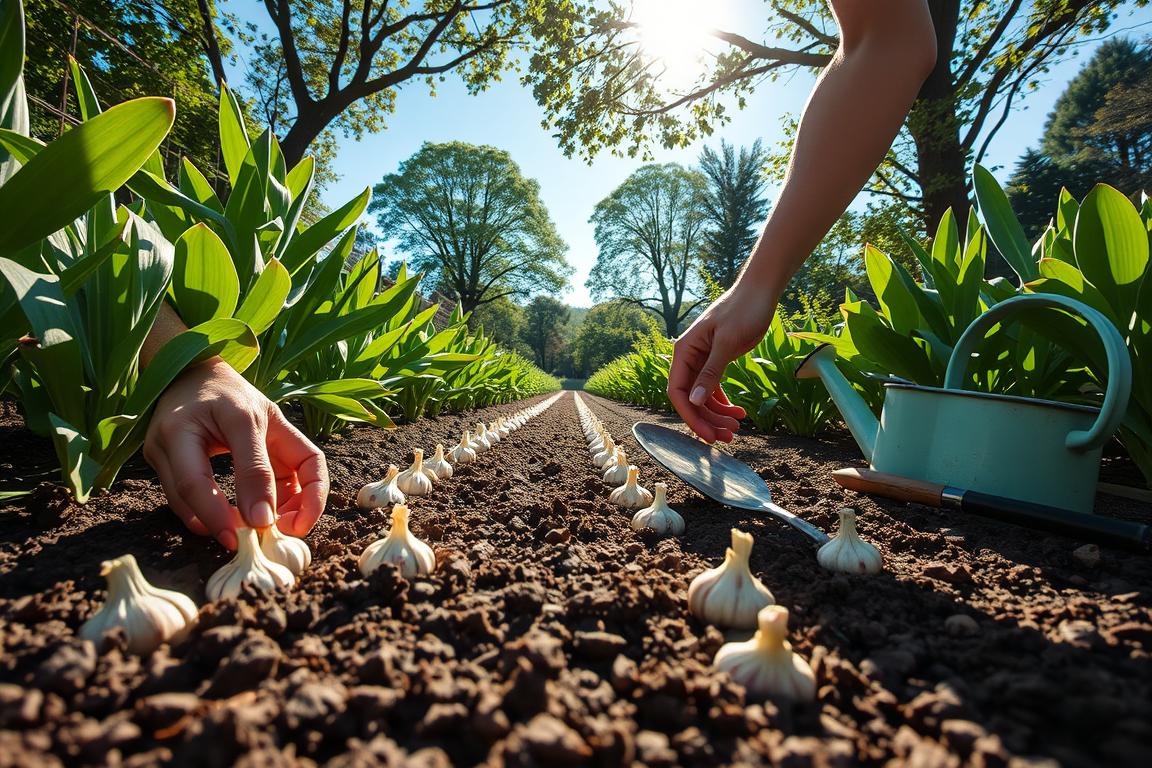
47 413 100 503
864 244 920 335
973 164 1038 284
218 84 250 187
280 187 370 275
171 224 240 326
67 56 101 120
1073 183 1149 318
0 128 43 164
235 257 290 336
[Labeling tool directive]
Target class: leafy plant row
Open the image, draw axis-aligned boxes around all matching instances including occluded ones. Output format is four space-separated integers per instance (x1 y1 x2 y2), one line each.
0 0 557 502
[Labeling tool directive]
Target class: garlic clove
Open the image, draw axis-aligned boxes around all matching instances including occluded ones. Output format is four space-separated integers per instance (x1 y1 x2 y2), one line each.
79 554 198 655
206 528 295 601
688 528 774 629
817 508 883 574
602 448 630 487
486 421 502 444
427 444 454 480
259 523 312 576
589 429 607 453
473 422 492 451
496 419 511 438
396 449 435 496
714 605 816 702
359 503 436 578
608 466 654 509
449 431 478 465
592 437 616 468
631 483 685 535
356 464 406 508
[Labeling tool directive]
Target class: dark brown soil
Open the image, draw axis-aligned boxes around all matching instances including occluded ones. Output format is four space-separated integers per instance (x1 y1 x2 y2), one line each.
1 392 1150 767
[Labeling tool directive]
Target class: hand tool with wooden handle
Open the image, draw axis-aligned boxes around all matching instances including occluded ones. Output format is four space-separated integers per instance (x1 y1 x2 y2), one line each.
832 467 1150 553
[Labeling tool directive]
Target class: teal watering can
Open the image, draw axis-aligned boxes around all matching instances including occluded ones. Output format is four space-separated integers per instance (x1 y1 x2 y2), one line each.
796 294 1132 515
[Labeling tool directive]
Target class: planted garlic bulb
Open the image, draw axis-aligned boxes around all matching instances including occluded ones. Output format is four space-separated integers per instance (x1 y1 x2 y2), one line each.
817 508 883 574
714 605 816 702
206 528 295 601
396 449 435 497
609 466 654 509
79 555 197 655
688 529 774 629
589 429 607 453
426 444 454 480
473 423 492 451
631 483 685 535
356 464 406 509
496 419 511 438
449 432 478 465
486 421 501 444
259 524 312 576
359 503 436 578
602 448 630 487
593 437 616 468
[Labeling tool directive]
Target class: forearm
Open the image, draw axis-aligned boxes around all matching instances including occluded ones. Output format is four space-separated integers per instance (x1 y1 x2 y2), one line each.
740 0 936 294
140 303 190 368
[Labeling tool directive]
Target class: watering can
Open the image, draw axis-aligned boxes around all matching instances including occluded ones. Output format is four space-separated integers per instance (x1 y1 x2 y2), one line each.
796 294 1132 516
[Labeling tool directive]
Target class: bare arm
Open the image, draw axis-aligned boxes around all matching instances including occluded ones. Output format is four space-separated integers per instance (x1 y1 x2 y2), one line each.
668 0 937 442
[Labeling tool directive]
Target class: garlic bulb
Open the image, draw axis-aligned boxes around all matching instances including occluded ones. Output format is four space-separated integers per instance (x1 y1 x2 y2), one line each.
593 437 616 469
496 418 511 438
356 464 406 508
631 483 685 535
714 605 816 702
206 528 295 601
259 524 312 576
608 466 654 509
473 422 492 452
396 449 435 496
589 430 607 454
817 508 883 575
602 448 630 487
79 555 197 655
687 529 774 629
426 444 454 480
359 503 436 578
449 431 478 465
486 421 501 444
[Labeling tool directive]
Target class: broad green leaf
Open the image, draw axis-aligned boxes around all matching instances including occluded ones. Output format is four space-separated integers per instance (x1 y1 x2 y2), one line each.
171 224 240 326
178 158 224 213
1056 188 1079 234
1073 184 1148 318
218 84 250 187
47 414 101 503
280 187 370 275
0 128 43 163
864 245 920 335
973 164 1038 284
68 56 101 120
235 257 290 336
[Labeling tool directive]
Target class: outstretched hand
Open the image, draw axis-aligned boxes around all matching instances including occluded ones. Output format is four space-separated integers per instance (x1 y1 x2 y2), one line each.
668 282 779 443
143 358 329 550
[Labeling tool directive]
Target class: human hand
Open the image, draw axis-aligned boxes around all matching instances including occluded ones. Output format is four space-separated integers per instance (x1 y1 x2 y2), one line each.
143 358 329 549
668 281 779 443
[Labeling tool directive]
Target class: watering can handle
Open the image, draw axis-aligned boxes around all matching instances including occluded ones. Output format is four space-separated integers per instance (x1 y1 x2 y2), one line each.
943 294 1132 452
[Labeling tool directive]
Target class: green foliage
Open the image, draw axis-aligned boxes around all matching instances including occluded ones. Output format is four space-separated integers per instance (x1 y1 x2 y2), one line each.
522 295 569 371
584 333 672 410
697 139 768 289
570 300 659 377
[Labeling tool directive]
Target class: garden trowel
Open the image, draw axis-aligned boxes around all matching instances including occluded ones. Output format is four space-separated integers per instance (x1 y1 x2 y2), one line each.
633 422 829 546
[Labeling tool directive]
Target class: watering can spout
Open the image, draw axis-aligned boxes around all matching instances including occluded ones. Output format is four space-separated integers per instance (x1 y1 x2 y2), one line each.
796 344 877 461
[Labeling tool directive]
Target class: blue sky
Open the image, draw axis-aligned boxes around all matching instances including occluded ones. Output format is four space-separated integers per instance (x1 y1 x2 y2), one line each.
223 1 1152 307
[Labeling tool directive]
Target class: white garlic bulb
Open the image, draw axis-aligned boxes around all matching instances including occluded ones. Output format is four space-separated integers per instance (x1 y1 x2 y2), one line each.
356 464 406 509
449 431 478 465
79 555 198 655
426 444 454 480
817 508 883 574
496 419 511 438
206 528 295 601
631 483 685 535
259 524 312 576
473 422 492 452
714 605 816 702
589 430 607 454
359 503 436 578
608 466 654 509
396 449 434 496
486 421 501 444
687 529 774 629
602 448 630 487
593 437 616 469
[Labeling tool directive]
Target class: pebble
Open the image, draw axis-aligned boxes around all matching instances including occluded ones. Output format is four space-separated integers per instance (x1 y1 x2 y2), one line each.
635 730 678 767
544 528 571 545
1072 544 1101 568
520 713 592 763
573 630 627 660
944 614 980 637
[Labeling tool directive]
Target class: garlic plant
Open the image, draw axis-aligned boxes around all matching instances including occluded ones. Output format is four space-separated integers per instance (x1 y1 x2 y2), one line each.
396 449 435 496
79 555 198 655
206 528 295 601
602 448 630 487
359 504 436 578
609 466 654 509
817 508 883 575
427 444 454 480
259 524 312 576
631 483 685 535
486 421 502 444
688 529 774 629
356 465 406 508
714 606 816 702
473 422 492 451
495 418 511 439
593 437 616 469
449 431 478 465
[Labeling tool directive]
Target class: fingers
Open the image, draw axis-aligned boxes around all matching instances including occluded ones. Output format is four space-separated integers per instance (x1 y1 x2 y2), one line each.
160 432 243 549
710 388 746 419
219 407 277 530
689 346 731 408
145 447 212 537
266 408 328 537
669 330 720 443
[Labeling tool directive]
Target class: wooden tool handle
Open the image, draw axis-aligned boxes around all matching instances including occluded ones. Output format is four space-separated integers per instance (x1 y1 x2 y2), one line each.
832 468 945 507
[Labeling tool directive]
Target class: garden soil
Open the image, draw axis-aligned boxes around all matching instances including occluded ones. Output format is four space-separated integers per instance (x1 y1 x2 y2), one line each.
1 393 1150 767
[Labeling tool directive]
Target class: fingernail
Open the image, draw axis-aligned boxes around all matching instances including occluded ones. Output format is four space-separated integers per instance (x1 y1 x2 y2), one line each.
689 386 707 405
250 500 274 528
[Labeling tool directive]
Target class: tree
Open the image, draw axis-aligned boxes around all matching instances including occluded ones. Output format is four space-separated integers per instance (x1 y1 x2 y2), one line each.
231 0 551 165
588 163 707 336
780 211 866 320
521 295 569 371
697 139 770 289
471 297 529 354
570 301 659 376
371 141 572 315
524 0 1140 234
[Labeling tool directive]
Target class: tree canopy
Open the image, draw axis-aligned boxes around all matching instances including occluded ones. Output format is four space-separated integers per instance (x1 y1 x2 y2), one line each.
522 295 569 372
697 139 769 289
569 300 659 376
371 141 571 314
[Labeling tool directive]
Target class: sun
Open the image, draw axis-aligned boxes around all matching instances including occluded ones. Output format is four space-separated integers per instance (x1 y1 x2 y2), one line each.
631 0 726 91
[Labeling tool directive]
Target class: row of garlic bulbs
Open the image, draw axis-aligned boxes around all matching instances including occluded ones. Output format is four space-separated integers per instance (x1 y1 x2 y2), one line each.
574 394 685 535
355 393 565 579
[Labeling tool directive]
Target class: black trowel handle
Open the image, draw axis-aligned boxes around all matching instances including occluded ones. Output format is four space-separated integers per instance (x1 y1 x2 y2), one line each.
832 468 1151 553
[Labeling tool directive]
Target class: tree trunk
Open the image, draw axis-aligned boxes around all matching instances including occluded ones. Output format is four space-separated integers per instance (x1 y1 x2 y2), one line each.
279 108 333 167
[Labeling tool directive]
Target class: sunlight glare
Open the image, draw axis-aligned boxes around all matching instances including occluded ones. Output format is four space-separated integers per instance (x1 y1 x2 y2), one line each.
632 0 727 91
